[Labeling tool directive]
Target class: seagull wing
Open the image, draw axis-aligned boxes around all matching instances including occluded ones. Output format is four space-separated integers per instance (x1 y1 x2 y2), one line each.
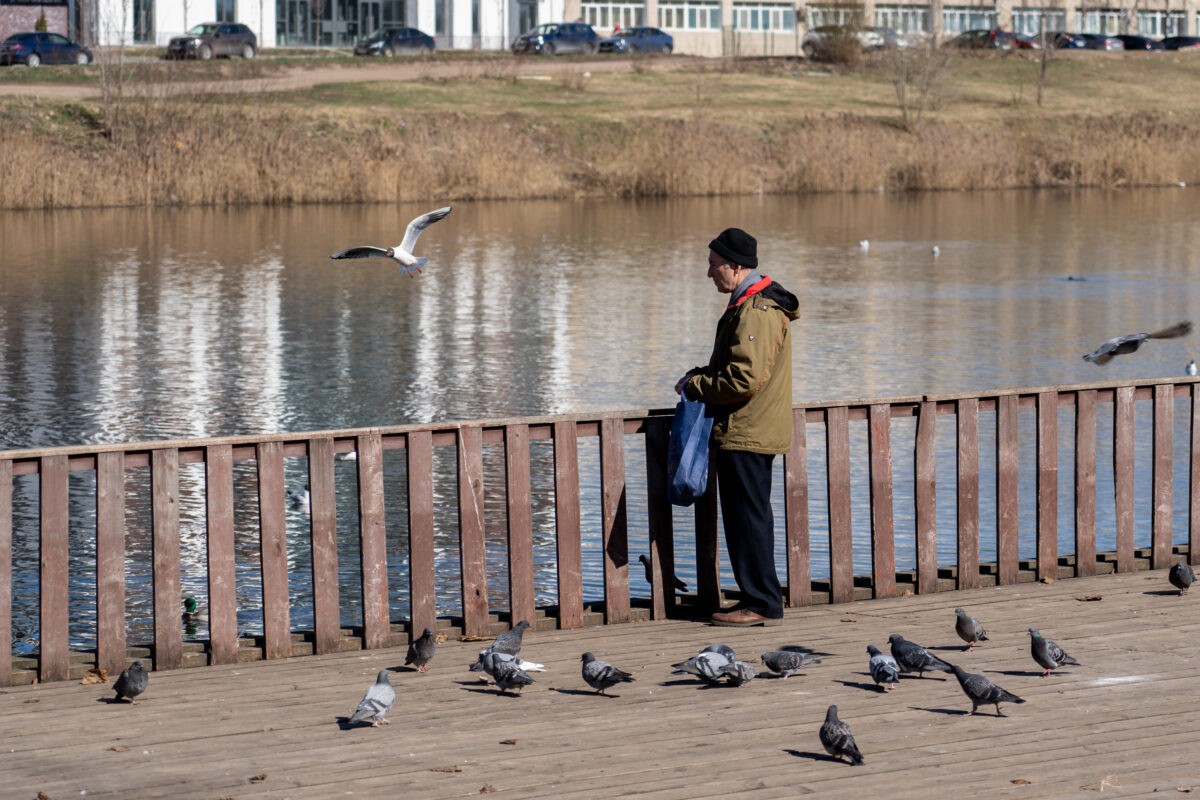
399 206 452 256
331 246 393 260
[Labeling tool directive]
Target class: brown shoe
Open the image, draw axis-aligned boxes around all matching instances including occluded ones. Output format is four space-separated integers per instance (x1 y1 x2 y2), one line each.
709 608 783 627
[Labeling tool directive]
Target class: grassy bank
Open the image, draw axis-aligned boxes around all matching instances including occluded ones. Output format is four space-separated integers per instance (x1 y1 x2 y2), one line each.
3 52 1200 208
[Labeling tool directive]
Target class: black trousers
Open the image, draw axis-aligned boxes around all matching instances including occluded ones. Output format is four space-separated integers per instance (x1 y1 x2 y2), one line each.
715 448 783 619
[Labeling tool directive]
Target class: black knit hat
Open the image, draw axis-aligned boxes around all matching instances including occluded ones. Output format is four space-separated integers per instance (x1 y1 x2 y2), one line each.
709 228 758 268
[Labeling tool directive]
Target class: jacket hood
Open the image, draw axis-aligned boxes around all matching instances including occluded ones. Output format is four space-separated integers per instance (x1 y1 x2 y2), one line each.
760 280 800 320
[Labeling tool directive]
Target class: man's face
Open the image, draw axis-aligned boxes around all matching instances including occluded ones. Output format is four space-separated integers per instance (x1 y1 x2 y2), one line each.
707 250 743 294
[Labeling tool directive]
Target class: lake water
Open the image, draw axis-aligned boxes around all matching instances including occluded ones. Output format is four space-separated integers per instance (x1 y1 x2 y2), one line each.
3 189 1199 650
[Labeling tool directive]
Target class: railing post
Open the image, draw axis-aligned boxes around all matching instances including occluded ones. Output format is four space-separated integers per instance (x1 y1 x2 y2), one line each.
553 420 583 629
1036 391 1059 582
356 433 390 649
867 405 895 599
205 444 238 665
915 401 938 594
695 451 721 611
151 448 182 670
96 451 127 677
1075 390 1098 577
505 424 536 627
1192 384 1200 567
600 417 630 624
996 394 1020 585
1114 386 1136 572
39 455 70 683
255 442 291 661
407 430 437 637
957 398 980 590
785 408 812 606
308 437 341 656
0 458 12 687
826 406 853 604
457 426 491 637
1152 384 1174 570
643 416 675 620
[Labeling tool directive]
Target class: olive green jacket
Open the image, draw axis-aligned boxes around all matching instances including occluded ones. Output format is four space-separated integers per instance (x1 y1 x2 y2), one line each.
682 278 800 454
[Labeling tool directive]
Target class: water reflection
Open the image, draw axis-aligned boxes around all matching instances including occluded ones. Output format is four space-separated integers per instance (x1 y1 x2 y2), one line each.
3 190 1200 651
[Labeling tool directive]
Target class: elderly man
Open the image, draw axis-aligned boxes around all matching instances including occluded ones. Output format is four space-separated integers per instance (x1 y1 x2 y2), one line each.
676 227 800 627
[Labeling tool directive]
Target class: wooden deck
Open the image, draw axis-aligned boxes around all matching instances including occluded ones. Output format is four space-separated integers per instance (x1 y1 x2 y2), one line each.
4 568 1198 800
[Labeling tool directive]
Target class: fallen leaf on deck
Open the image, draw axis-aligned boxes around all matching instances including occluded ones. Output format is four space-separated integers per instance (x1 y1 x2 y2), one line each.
1075 595 1103 602
249 773 267 783
109 745 129 752
435 632 450 644
460 635 490 642
431 766 463 773
840 618 858 623
23 699 39 704
1177 788 1193 793
499 739 518 745
480 786 497 794
81 667 109 685
36 792 54 800
1081 775 1121 791
1040 577 1055 584
1011 779 1032 785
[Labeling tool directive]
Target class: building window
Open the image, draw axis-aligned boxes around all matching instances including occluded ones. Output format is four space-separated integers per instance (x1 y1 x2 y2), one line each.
582 2 645 30
733 2 796 30
1011 7 1065 36
807 4 864 27
658 1 720 30
382 0 406 26
942 6 996 34
216 0 236 23
1140 9 1184 35
874 4 929 33
1076 8 1121 34
132 0 154 42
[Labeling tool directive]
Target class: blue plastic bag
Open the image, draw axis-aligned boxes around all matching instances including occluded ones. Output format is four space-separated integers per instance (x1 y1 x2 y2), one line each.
667 398 714 506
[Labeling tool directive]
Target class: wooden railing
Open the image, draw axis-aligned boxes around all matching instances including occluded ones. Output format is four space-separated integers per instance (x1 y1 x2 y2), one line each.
3 377 1199 686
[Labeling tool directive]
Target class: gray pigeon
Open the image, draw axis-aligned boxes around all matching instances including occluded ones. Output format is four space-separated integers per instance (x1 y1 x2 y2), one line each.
866 644 900 691
954 607 989 651
949 663 1026 716
700 643 737 660
488 620 531 657
1028 627 1080 677
671 649 732 683
348 669 395 727
1169 561 1196 595
721 660 757 686
819 705 864 766
638 554 687 592
888 633 952 677
1083 321 1193 366
112 661 148 704
760 649 821 679
405 626 436 673
486 652 535 695
580 652 635 696
469 649 545 678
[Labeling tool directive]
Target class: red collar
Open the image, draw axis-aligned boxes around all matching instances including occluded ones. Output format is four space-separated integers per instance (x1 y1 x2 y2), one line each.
729 275 772 308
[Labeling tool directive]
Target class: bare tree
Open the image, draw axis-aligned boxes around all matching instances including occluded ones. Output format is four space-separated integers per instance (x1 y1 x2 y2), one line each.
313 0 325 47
98 0 133 139
885 36 954 132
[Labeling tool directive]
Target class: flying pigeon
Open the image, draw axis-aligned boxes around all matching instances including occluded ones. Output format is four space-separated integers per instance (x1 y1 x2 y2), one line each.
1082 321 1193 366
949 663 1025 716
1028 627 1081 677
819 705 864 766
888 633 952 677
487 620 531 658
330 206 452 278
637 554 687 593
405 627 436 673
760 649 821 679
721 660 758 686
954 607 989 651
580 652 635 696
671 648 733 684
1169 561 1196 596
348 669 395 727
866 644 900 691
112 661 148 704
485 652 535 695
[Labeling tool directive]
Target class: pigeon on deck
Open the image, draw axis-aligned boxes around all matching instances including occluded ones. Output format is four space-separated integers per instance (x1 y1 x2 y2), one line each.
580 652 635 696
819 705 864 766
671 646 734 684
484 652 535 695
759 648 821 679
866 644 900 691
1082 321 1193 366
720 661 758 686
888 633 953 677
1028 627 1081 677
348 669 395 727
1169 561 1196 596
949 663 1026 716
405 627 436 673
954 607 989 651
330 206 452 278
487 620 531 657
112 661 148 704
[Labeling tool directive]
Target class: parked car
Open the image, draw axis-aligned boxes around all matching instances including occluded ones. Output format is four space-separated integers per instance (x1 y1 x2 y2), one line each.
1115 34 1164 50
353 27 435 56
598 26 673 54
0 32 92 67
1162 35 1200 50
945 29 1016 50
1011 32 1043 49
800 25 888 59
511 22 598 55
1049 31 1088 48
166 22 257 60
1079 33 1124 50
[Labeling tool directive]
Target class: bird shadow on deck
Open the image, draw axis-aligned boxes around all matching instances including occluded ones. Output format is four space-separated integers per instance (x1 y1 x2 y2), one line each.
910 706 971 716
1144 590 1184 597
991 669 1052 678
832 678 882 693
784 749 843 764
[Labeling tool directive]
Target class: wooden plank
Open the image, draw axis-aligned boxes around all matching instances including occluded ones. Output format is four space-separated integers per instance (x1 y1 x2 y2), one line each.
1074 390 1098 577
914 401 938 594
996 393 1020 585
643 416 674 620
1152 384 1174 570
1114 386 1136 573
457 426 491 637
956 398 980 590
784 408 812 606
553 421 584 629
505 424 536 626
256 442 291 661
356 433 390 650
151 449 182 671
867 405 895 599
0 459 9 686
95 451 127 677
1193 384 1200 567
1036 391 1059 582
205 444 238 666
694 451 721 611
308 437 341 656
599 417 630 624
39 455 70 683
825 407 853 604
407 430 437 635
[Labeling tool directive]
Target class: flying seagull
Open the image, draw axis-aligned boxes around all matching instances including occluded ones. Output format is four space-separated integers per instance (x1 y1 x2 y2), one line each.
1082 321 1193 366
330 206 452 277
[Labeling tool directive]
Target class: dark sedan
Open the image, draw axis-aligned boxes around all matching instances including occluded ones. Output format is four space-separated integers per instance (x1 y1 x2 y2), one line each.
945 29 1016 50
1079 33 1124 50
1163 35 1200 50
0 32 92 66
598 26 673 54
1115 34 1164 50
354 27 435 56
1049 32 1088 48
511 22 598 55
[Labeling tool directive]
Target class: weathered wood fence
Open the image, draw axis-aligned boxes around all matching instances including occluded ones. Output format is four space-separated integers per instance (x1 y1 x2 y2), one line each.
3 377 1199 686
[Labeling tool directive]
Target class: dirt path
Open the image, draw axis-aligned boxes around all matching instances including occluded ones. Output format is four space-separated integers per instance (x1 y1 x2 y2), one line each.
0 55 697 99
